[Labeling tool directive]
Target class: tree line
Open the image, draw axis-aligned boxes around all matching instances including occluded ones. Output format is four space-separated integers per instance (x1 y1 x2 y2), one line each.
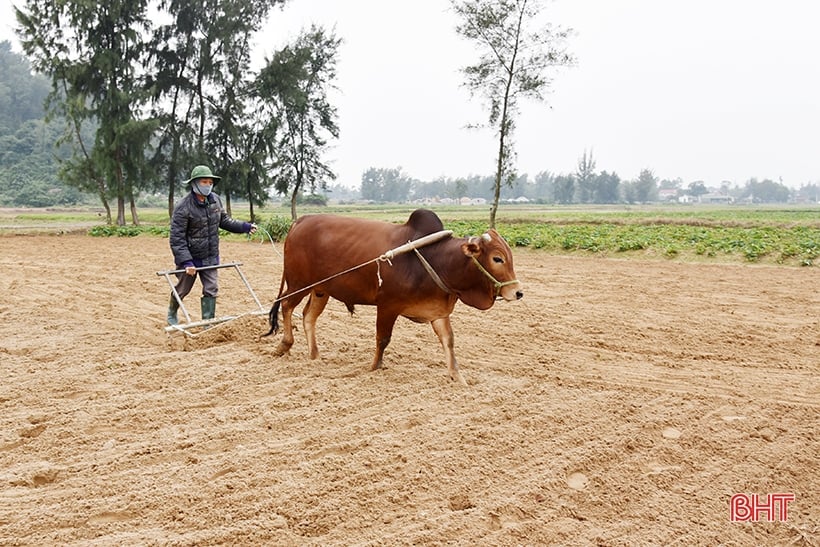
359 156 818 205
3 38 813 212
8 0 340 224
4 0 814 218
3 0 578 228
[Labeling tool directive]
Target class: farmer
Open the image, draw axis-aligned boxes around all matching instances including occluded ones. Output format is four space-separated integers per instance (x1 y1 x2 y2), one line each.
166 165 257 325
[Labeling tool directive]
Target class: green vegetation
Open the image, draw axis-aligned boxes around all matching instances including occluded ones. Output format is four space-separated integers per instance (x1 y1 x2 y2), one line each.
475 222 817 266
4 204 816 266
87 225 167 237
441 206 820 266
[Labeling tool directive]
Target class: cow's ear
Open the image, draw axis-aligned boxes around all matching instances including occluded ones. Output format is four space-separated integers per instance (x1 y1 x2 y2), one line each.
462 236 480 257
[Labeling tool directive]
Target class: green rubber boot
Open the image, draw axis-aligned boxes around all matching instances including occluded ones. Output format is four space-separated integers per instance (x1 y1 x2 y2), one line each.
201 296 216 321
167 295 180 325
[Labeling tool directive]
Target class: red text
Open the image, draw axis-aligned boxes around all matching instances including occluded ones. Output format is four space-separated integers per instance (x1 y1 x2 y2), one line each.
730 493 794 522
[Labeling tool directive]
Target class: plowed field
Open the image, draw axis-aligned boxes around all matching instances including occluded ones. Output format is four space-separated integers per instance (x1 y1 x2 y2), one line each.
0 234 817 546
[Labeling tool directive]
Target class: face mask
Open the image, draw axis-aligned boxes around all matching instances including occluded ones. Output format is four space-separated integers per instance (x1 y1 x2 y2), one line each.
193 181 212 197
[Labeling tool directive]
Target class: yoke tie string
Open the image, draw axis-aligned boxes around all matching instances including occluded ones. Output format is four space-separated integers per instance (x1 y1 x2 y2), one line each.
412 248 453 294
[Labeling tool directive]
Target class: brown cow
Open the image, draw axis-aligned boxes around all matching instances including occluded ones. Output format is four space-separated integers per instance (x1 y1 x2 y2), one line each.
264 209 522 385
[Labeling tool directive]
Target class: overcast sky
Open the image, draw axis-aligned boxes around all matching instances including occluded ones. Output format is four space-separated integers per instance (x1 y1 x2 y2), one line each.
3 0 818 189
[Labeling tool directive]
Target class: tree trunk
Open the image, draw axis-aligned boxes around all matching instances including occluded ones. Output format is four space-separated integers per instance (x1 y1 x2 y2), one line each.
490 169 501 229
167 134 180 219
116 198 126 226
290 192 298 221
115 161 126 226
98 189 112 224
490 108 510 230
490 114 506 230
290 170 303 221
129 191 140 226
248 177 255 222
167 186 175 219
490 68 515 230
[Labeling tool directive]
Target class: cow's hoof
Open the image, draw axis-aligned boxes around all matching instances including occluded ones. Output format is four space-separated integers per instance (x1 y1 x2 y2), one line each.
273 344 291 357
450 371 468 387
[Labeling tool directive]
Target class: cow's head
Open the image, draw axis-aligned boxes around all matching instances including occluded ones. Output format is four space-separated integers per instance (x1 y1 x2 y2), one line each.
459 229 523 309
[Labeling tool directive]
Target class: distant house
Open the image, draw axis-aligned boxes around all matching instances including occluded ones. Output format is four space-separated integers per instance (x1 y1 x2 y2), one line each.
459 197 487 206
414 196 488 206
658 188 679 201
699 193 733 204
503 196 530 203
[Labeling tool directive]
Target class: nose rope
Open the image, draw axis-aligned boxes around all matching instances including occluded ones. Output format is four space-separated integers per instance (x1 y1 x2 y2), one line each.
470 256 519 297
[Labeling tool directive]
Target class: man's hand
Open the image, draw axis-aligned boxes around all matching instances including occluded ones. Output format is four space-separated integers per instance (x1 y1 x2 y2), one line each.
185 266 197 276
249 223 258 235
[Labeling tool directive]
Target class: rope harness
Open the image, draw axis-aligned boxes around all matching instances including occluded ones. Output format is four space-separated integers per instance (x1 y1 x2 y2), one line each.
412 248 520 298
470 256 520 298
413 248 453 294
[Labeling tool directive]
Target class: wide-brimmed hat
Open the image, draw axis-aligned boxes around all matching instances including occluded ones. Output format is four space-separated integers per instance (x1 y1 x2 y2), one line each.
186 165 221 184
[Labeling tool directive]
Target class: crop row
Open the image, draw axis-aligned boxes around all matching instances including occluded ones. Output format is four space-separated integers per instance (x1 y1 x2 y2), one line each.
88 216 819 267
446 221 819 266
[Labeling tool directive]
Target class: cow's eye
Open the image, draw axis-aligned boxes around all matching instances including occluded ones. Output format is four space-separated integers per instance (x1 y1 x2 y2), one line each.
493 256 504 264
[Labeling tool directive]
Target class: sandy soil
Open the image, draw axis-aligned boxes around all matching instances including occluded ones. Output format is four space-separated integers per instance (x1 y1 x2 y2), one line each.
0 233 817 546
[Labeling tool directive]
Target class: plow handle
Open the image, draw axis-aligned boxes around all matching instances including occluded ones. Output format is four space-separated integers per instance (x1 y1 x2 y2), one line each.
156 262 242 276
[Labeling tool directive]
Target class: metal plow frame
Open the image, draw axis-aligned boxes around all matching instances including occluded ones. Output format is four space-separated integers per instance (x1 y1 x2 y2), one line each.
156 262 267 337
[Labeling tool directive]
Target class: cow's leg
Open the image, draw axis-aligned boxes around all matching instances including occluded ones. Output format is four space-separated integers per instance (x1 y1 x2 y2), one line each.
431 316 467 386
303 291 329 360
274 296 298 356
372 309 399 371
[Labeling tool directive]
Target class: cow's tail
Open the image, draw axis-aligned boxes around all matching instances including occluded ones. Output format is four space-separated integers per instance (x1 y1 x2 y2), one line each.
263 300 281 337
263 273 287 337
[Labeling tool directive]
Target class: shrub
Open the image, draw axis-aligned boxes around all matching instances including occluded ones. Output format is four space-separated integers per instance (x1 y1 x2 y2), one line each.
260 215 292 242
88 225 143 237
